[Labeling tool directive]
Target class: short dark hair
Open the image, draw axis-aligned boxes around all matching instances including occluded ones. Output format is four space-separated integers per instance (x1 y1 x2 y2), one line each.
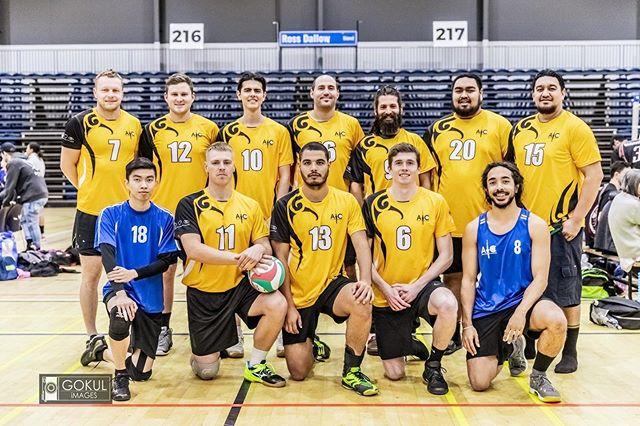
452 73 483 91
532 69 565 91
237 71 267 92
126 157 156 180
165 73 194 94
388 143 420 166
28 142 43 159
299 142 329 161
611 134 625 147
481 161 525 208
610 161 630 180
621 169 640 197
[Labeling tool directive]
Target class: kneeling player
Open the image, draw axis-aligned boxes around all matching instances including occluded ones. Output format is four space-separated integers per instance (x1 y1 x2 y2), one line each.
271 142 378 396
81 158 179 401
461 162 567 402
175 142 287 387
363 143 458 395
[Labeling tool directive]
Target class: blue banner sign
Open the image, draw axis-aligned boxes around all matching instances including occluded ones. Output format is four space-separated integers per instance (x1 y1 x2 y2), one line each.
279 31 358 47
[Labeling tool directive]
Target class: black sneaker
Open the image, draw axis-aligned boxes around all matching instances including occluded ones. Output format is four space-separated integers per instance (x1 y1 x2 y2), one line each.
422 361 449 395
112 374 131 401
443 338 462 356
81 335 107 366
244 361 286 388
312 336 331 362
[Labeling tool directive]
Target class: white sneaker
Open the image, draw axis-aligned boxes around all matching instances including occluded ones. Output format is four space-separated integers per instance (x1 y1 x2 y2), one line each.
156 326 173 356
226 327 244 358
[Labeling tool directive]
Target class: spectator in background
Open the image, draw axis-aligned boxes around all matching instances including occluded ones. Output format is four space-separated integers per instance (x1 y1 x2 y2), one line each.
26 142 46 238
0 142 48 249
608 170 640 271
610 135 625 164
594 161 631 254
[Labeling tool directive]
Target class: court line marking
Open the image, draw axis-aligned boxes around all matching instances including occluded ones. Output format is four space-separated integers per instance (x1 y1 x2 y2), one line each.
0 402 639 408
223 380 251 426
514 375 565 426
444 389 469 426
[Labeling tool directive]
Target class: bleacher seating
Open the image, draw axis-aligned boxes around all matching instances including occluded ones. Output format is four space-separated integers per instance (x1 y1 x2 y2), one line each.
1 69 637 207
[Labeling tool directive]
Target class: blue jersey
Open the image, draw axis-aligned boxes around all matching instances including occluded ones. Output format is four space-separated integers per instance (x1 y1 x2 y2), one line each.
95 201 177 313
473 209 533 319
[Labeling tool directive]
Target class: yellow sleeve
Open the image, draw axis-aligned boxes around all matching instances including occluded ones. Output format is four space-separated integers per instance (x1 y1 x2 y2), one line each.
351 119 365 150
570 121 601 168
347 195 366 235
209 121 220 143
278 125 294 167
251 202 269 241
499 117 512 158
434 195 456 238
412 134 436 174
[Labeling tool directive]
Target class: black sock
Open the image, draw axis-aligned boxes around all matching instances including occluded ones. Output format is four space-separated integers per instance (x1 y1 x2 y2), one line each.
428 346 446 364
161 312 171 328
115 368 127 376
532 352 555 373
39 225 45 234
524 335 537 359
343 345 364 375
26 239 33 249
561 326 579 359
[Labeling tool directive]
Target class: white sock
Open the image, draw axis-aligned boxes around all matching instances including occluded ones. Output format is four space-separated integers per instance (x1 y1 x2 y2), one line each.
248 348 268 367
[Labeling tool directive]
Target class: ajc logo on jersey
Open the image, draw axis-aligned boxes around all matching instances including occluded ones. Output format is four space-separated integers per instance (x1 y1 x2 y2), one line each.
236 213 248 222
335 130 346 138
416 214 430 224
475 129 487 136
262 139 274 147
480 241 497 258
548 132 560 141
125 130 136 139
191 132 204 139
330 213 343 223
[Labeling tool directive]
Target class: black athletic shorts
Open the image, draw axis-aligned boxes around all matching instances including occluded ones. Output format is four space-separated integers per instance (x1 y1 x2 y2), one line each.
466 302 543 364
73 210 100 256
282 275 351 345
545 230 583 307
442 237 462 275
103 291 162 360
186 278 262 356
373 281 443 360
344 236 356 267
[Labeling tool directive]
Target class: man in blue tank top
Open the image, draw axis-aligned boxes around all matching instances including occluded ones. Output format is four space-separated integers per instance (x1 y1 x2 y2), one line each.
460 162 567 403
80 158 179 402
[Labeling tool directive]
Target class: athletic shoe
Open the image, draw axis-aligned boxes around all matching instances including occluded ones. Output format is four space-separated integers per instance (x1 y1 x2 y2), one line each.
508 336 528 376
443 337 462 356
366 334 378 356
407 334 430 361
156 326 173 356
529 374 561 403
244 361 286 388
312 336 331 362
226 330 245 358
341 367 379 396
112 374 131 401
81 335 107 366
276 332 285 358
422 361 449 395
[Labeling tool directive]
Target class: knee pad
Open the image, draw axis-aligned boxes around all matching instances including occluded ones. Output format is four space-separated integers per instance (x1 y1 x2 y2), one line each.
109 307 130 341
125 354 152 381
190 356 220 380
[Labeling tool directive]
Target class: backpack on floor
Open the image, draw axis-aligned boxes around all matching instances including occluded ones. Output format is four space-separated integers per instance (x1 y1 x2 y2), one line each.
0 231 18 281
582 266 620 298
590 296 640 330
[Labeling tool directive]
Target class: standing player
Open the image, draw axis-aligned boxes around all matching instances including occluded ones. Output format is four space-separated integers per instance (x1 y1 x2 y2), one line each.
175 142 287 387
82 158 178 401
289 74 365 282
363 143 458 395
270 142 378 396
60 69 141 361
507 69 603 373
423 73 512 354
348 85 435 203
461 162 567 402
220 72 293 358
139 73 219 356
617 138 640 169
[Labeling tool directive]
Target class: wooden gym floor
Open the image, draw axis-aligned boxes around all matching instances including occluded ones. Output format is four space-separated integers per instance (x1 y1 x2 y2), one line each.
0 208 639 426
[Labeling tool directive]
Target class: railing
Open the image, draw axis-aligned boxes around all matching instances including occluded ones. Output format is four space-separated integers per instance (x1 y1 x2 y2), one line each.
1 41 640 74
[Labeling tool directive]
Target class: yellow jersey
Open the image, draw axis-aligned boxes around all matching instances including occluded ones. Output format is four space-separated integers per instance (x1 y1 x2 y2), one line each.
62 108 141 215
270 187 365 308
139 113 219 213
363 188 455 307
425 110 512 237
174 189 268 293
